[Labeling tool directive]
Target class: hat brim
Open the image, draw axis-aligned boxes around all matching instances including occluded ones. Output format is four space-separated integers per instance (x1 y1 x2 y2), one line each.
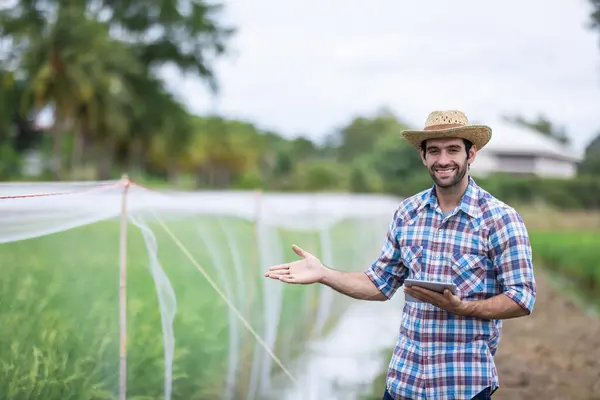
402 125 492 151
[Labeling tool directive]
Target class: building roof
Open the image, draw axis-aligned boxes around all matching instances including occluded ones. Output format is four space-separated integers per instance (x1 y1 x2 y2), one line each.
479 119 583 162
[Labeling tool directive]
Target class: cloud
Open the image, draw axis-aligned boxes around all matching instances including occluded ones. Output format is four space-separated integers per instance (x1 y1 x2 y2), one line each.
163 0 600 151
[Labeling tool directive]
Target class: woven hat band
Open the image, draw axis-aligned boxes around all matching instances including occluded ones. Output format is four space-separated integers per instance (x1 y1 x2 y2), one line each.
423 123 465 131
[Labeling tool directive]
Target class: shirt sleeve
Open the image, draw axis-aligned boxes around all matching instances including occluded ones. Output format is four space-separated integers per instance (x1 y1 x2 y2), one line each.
488 208 536 314
363 208 408 299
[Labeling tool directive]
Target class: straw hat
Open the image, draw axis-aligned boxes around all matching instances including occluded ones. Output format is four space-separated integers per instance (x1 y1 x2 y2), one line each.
402 110 492 150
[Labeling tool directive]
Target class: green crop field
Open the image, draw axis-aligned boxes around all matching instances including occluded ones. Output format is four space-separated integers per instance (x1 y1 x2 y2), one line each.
530 230 600 298
0 215 369 400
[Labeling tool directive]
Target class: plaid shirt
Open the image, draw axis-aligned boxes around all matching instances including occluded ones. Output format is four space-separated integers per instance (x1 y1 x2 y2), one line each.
365 177 536 399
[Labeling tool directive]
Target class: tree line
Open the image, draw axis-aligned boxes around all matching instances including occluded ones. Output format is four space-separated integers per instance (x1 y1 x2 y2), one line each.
1 1 599 210
0 0 233 181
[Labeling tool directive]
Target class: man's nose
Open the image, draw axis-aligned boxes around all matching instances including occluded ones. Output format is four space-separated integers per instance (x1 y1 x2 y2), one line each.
438 152 451 165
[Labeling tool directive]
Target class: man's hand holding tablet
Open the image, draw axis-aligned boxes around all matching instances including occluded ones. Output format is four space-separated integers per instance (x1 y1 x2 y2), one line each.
403 279 466 315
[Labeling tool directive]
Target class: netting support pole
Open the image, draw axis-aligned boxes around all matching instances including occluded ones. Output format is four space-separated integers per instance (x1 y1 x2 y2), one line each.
119 174 131 400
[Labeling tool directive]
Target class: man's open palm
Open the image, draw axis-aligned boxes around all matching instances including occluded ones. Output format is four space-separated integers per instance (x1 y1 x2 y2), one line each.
264 244 325 284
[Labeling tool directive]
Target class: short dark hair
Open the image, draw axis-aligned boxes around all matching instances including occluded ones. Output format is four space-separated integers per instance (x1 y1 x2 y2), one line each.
420 138 473 158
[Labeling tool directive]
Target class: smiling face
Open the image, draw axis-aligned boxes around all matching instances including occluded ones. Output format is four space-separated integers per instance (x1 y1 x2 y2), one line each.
420 138 476 189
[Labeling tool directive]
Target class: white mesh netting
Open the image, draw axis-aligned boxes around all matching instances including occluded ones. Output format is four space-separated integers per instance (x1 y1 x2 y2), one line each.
0 178 403 400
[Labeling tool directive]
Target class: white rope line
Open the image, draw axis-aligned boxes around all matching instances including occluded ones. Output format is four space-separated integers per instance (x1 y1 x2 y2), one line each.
149 209 298 387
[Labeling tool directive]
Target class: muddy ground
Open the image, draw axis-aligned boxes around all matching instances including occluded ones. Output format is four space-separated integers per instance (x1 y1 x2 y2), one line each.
493 270 600 400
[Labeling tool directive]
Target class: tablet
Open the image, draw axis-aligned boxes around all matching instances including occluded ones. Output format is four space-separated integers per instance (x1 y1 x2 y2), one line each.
404 278 457 303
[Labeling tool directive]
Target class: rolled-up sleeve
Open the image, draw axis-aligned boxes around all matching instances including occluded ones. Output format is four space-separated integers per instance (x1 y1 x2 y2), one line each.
364 209 408 299
489 208 536 314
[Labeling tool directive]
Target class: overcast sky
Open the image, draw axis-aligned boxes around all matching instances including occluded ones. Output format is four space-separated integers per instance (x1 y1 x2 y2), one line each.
160 0 600 152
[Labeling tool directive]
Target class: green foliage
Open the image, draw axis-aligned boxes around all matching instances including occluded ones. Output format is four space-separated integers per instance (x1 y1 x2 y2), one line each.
0 0 233 180
101 0 234 90
348 157 384 193
0 217 366 399
334 108 409 163
292 160 349 192
530 231 600 296
475 174 600 210
578 133 600 176
0 145 22 178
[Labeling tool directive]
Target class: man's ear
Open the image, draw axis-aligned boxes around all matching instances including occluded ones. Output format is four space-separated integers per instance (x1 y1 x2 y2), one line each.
420 148 427 166
468 145 477 164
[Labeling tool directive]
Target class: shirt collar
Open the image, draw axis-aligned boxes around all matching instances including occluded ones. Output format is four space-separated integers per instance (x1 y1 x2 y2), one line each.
419 176 482 219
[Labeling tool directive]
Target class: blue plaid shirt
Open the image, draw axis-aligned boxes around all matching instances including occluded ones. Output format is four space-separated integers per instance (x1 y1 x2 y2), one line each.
364 177 536 399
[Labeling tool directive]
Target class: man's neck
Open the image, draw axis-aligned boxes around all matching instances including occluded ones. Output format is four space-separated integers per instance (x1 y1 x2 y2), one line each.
435 177 469 214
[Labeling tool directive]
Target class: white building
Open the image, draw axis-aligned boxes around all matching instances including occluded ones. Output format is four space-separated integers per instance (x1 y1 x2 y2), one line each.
470 119 583 179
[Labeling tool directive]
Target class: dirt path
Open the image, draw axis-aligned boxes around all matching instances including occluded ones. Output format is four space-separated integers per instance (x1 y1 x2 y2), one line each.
493 270 600 400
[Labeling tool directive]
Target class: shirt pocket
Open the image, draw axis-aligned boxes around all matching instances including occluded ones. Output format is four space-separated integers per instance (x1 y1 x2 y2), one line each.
450 252 487 299
401 245 423 280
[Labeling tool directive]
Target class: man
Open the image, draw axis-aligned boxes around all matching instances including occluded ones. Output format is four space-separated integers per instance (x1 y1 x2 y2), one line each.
264 110 536 400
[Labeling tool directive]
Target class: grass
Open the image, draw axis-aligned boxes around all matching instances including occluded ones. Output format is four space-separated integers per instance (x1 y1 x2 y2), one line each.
0 214 371 400
529 230 600 301
518 204 600 299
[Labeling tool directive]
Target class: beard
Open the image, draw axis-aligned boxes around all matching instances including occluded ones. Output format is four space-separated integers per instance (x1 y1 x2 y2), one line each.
428 160 468 189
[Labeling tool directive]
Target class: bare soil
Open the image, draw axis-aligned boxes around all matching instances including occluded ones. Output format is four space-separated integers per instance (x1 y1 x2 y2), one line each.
493 270 600 400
